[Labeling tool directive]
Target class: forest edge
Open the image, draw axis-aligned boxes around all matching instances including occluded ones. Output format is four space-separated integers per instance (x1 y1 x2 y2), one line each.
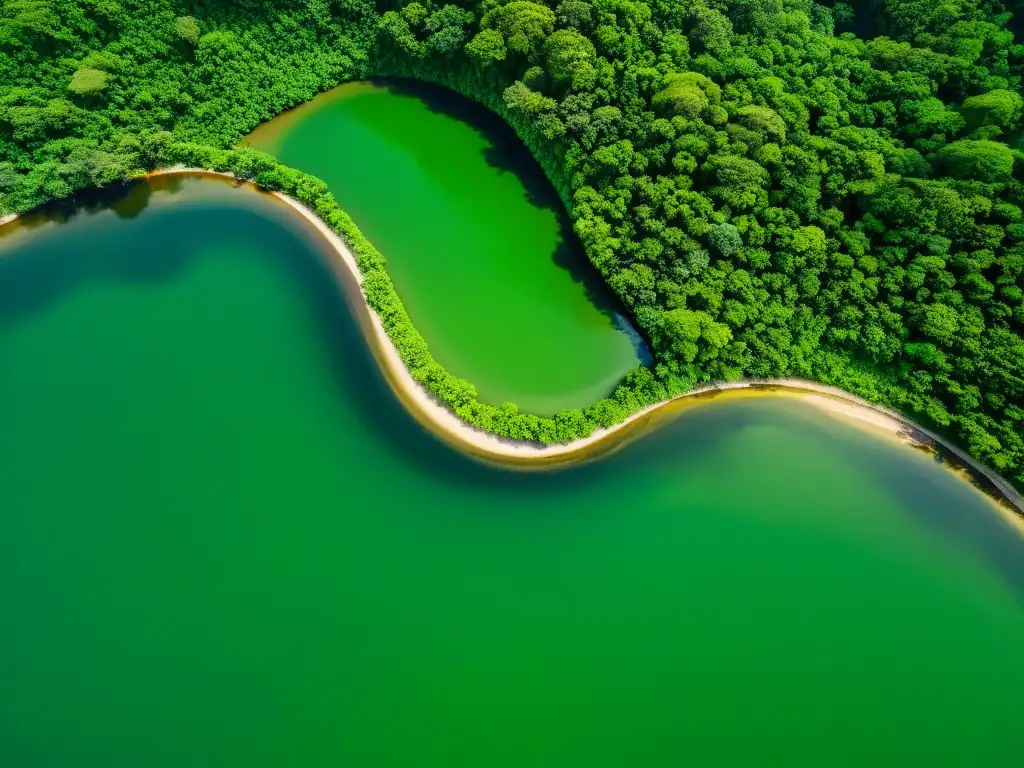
65 167 1020 527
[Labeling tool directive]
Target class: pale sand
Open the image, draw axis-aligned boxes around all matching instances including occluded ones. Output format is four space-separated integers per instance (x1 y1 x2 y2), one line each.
7 168 1024 526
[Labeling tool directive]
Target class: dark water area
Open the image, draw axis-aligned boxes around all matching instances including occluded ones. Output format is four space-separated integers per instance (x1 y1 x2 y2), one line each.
246 79 646 415
1 177 1022 767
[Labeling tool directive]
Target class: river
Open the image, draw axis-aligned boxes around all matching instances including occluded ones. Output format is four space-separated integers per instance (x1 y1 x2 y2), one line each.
1 176 1022 766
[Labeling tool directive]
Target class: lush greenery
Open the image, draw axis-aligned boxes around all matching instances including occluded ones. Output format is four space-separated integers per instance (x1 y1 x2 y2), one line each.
4 1 1024 483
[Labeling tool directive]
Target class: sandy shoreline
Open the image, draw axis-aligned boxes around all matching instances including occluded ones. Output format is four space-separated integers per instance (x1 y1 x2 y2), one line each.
228 168 1024 523
6 168 1024 525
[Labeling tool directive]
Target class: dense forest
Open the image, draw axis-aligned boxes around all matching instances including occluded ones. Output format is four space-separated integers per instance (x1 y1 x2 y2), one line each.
4 0 1024 484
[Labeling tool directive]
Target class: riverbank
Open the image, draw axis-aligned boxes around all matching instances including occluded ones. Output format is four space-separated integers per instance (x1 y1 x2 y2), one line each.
7 167 1022 525
160 171 1024 523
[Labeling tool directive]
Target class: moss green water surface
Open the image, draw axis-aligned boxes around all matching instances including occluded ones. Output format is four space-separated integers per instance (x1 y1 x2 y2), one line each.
245 80 643 415
1 177 1023 767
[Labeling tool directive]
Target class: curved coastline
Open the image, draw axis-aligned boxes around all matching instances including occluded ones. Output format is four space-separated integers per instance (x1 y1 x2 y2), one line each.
5 168 1023 524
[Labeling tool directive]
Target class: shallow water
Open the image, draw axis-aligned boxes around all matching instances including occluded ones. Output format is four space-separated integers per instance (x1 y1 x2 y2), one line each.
245 79 643 415
1 178 1022 767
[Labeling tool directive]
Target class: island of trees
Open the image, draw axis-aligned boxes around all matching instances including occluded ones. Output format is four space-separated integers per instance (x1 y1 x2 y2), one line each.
4 0 1024 486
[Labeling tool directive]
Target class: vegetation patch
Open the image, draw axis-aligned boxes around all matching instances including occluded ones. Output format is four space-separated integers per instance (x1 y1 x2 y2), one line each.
4 0 1024 482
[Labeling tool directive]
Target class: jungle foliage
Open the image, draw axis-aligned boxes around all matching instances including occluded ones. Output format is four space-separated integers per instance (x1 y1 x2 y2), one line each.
5 0 1024 483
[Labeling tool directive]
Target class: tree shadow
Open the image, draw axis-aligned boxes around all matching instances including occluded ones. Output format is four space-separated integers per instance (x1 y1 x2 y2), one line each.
0 176 205 333
799 409 1024 608
663 398 1024 608
280 221 623 504
0 176 606 509
3 174 185 234
890 456 1024 608
378 77 652 362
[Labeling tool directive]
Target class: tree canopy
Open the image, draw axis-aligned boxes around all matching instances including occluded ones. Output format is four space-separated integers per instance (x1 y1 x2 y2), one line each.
4 0 1024 484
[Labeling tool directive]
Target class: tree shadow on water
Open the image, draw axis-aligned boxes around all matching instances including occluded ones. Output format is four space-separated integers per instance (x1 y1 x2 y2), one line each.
0 178 198 333
645 399 1024 608
3 174 185 235
379 78 652 361
820 419 1024 608
288 232 618 504
0 181 599 507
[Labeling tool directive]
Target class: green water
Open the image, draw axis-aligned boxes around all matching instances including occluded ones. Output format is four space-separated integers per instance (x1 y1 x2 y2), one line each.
245 80 642 415
2 178 1023 767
